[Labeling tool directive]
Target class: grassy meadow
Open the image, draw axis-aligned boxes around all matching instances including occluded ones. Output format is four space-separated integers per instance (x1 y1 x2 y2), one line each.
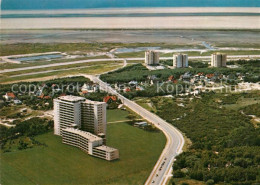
1 110 166 185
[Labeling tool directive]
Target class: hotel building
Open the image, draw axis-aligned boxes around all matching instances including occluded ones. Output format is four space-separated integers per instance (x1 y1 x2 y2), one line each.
173 53 188 68
54 95 119 161
211 53 227 67
54 96 107 137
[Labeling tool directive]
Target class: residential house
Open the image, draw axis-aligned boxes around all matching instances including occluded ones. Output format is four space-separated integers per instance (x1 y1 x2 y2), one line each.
124 87 131 92
103 96 117 104
3 92 16 101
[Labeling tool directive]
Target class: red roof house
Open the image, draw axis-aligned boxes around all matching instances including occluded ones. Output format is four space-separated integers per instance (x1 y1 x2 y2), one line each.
3 92 16 101
168 75 174 81
206 74 214 79
103 96 117 103
6 92 16 99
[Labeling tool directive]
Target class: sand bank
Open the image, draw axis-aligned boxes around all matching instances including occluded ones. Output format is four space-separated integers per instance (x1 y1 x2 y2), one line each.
2 16 260 29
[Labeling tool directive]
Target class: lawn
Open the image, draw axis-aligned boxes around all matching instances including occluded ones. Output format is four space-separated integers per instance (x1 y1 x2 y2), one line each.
1 122 166 185
133 98 157 113
107 109 129 123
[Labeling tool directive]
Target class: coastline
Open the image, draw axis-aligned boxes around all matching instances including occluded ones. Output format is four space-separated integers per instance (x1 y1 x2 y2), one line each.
2 7 260 14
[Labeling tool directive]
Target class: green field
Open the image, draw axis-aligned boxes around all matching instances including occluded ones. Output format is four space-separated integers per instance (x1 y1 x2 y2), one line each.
1 115 166 185
107 109 129 122
133 98 156 113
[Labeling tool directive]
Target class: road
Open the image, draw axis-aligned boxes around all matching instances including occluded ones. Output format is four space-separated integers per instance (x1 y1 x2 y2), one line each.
1 54 260 74
85 74 185 185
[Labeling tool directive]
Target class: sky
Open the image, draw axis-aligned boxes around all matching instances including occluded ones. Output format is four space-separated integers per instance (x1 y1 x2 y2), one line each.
2 0 260 10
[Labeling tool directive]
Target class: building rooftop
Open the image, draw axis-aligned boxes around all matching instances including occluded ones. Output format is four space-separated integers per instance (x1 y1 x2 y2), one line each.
58 95 85 102
6 92 16 98
94 145 118 152
63 128 102 142
103 96 117 103
212 52 226 55
84 99 106 105
134 121 147 125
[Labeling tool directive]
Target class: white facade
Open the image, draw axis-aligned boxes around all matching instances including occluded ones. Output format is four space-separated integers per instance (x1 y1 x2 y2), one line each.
211 53 227 67
54 96 85 135
54 96 118 161
81 99 107 136
145 51 159 65
54 96 107 136
62 128 119 161
93 145 119 161
173 54 188 68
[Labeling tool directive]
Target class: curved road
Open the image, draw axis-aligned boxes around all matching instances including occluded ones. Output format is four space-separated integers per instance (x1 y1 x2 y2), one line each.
85 74 185 185
2 54 259 184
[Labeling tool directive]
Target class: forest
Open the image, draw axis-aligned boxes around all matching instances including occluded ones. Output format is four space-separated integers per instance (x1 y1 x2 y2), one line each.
150 92 260 184
0 117 53 152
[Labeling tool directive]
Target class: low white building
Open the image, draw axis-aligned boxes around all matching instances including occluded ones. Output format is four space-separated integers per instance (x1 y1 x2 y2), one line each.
62 128 119 161
134 122 148 127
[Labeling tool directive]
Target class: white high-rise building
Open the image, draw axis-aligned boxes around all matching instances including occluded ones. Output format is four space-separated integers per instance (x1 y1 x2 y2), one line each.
54 95 119 161
54 95 85 136
173 54 188 68
81 99 107 136
145 51 159 65
54 96 107 137
211 53 227 67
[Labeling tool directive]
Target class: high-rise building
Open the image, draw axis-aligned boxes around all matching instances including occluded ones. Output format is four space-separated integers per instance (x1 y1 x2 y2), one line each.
145 51 159 65
211 53 227 67
54 95 119 161
54 95 85 136
54 96 107 137
81 99 107 136
173 53 188 68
